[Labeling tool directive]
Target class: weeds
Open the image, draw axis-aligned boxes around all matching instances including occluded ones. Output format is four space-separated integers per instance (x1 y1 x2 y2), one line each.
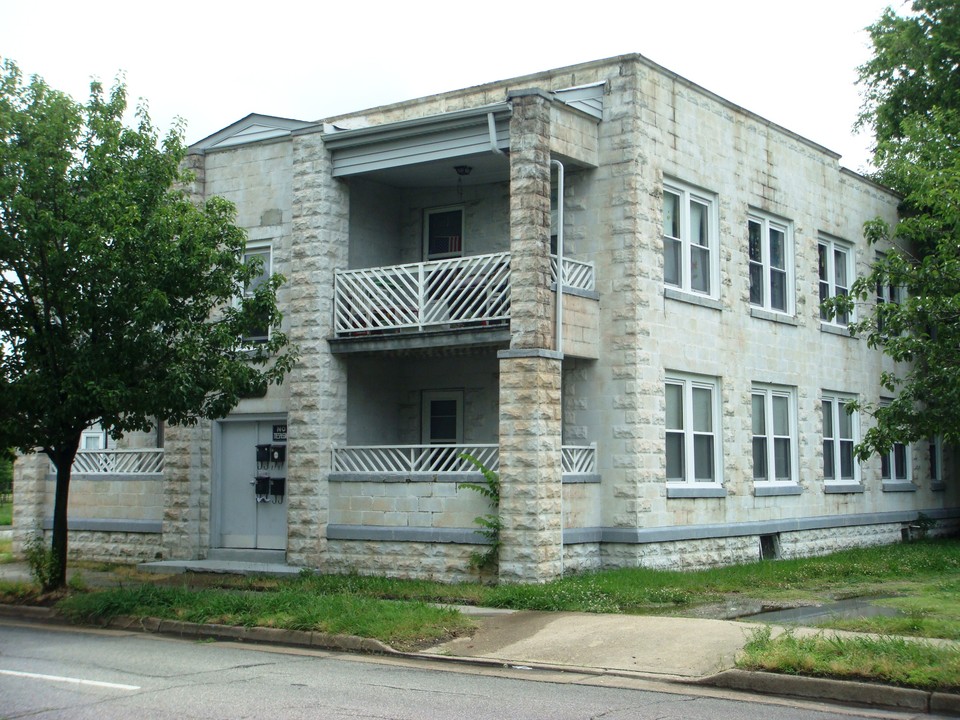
457 454 501 571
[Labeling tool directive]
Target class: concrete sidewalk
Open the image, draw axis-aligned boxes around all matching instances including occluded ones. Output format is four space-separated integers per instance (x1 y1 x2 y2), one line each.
1 559 958 714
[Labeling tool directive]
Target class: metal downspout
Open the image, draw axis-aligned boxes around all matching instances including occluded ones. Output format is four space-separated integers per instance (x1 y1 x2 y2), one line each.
552 158 565 576
487 112 505 155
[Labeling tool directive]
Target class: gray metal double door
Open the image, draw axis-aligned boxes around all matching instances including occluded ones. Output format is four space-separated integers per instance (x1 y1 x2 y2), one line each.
218 420 287 550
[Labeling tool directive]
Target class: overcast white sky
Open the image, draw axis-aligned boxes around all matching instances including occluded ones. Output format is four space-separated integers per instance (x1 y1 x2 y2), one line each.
2 0 904 173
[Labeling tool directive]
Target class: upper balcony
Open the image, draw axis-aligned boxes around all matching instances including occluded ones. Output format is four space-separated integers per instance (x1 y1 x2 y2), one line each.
330 251 597 355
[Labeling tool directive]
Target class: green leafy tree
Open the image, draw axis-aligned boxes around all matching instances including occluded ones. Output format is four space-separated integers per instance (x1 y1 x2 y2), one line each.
824 1 960 459
0 60 297 589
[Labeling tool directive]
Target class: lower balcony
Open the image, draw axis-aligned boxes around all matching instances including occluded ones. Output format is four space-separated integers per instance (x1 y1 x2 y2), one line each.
55 449 165 476
330 442 597 481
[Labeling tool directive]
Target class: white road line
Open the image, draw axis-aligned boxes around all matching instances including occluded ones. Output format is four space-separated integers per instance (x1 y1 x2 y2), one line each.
0 669 141 690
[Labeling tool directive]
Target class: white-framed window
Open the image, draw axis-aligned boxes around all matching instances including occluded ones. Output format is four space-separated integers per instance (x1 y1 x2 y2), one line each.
665 373 722 485
929 436 943 484
752 385 797 484
81 427 106 451
818 236 854 326
823 393 859 483
875 254 903 333
748 213 793 314
662 180 719 297
877 401 911 483
424 206 464 260
242 243 272 344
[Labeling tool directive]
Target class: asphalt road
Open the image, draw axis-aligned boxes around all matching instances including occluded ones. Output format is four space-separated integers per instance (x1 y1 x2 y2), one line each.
0 620 945 720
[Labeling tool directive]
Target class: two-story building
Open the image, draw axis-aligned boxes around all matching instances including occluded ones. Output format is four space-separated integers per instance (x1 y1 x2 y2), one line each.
14 54 959 583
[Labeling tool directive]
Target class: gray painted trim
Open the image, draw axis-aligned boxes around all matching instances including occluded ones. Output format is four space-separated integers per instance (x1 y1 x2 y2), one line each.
664 287 723 311
564 527 603 544
329 472 477 484
326 524 487 545
497 348 564 360
42 518 162 534
328 326 510 355
551 282 600 301
46 473 163 483
563 474 601 484
666 485 727 498
573 507 960 545
824 483 865 494
820 322 856 339
882 482 918 493
749 307 799 326
754 484 803 497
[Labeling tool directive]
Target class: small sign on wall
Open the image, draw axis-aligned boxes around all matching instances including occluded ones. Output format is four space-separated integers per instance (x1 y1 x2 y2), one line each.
273 424 287 442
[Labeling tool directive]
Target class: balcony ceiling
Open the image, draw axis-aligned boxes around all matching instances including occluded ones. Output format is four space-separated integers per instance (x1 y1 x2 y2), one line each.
354 151 510 189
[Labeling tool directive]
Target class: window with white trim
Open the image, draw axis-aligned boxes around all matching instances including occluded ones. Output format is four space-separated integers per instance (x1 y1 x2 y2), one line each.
752 385 797 484
663 180 718 297
929 436 943 484
666 373 721 484
241 244 272 344
424 206 464 260
878 401 911 483
748 213 793 314
875 254 902 333
818 237 854 326
823 394 858 483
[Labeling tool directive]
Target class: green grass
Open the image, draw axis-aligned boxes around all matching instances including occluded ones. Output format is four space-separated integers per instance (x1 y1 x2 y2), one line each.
56 583 474 651
738 626 960 691
0 502 11 526
0 537 11 564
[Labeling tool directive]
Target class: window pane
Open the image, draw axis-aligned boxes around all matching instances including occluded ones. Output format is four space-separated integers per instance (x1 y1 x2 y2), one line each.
834 248 848 289
769 228 785 269
818 244 828 282
894 443 907 480
749 262 764 305
751 394 765 435
428 209 463 257
244 250 270 294
664 237 681 286
692 387 712 432
770 269 786 312
838 403 853 440
772 395 789 436
690 200 708 249
666 383 683 430
666 432 684 480
693 435 714 480
823 440 835 479
663 192 680 238
753 437 767 480
840 440 854 479
748 221 762 261
691 246 710 293
774 437 791 480
881 451 891 480
823 400 834 439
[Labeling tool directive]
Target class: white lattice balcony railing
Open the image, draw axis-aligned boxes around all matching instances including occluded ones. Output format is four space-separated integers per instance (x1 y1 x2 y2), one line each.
331 443 596 476
58 449 165 475
331 444 499 474
552 255 596 293
562 443 597 475
334 252 510 335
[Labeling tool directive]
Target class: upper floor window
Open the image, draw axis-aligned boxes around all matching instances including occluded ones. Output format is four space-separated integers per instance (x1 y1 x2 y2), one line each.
666 373 722 484
818 236 854 326
242 244 272 344
752 385 797 484
424 206 463 260
663 180 718 297
823 393 858 483
929 436 943 484
875 254 903 333
748 213 792 314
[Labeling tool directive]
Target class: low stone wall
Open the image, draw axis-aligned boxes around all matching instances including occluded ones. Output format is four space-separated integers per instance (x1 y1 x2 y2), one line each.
324 539 490 583
36 529 163 564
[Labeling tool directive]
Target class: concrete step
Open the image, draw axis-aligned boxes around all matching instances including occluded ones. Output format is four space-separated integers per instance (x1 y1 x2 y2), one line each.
206 548 286 564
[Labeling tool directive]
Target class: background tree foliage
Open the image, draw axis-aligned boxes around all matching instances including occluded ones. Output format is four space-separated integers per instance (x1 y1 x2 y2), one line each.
0 60 297 589
825 0 960 459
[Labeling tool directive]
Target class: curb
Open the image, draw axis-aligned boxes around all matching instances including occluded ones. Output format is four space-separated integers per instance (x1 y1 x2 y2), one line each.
2 604 958 715
698 669 960 715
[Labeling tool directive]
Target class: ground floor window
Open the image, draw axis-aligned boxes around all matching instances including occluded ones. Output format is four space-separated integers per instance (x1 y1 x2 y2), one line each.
752 385 797 484
665 373 721 484
823 393 858 483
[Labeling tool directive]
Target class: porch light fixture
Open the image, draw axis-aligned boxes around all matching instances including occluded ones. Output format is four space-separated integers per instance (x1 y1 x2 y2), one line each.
454 165 472 199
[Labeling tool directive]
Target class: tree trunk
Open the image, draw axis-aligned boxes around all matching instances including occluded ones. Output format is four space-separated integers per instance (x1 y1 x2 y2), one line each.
48 436 80 591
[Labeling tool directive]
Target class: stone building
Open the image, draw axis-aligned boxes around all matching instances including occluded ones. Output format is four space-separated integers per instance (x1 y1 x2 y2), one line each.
14 54 959 582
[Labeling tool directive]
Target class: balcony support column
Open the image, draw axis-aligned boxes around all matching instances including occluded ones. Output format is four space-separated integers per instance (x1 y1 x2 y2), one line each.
497 89 563 583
